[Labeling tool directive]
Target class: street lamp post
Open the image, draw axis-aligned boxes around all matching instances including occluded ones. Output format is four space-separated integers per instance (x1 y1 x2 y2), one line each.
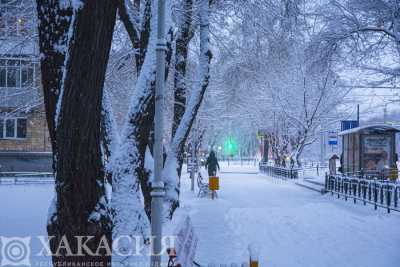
151 0 166 266
191 128 196 192
384 103 388 124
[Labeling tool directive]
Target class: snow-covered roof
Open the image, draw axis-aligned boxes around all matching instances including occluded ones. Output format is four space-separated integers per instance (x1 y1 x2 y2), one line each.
339 124 400 136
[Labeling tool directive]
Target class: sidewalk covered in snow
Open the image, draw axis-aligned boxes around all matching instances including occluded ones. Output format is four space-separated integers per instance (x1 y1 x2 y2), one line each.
0 163 399 266
181 163 400 266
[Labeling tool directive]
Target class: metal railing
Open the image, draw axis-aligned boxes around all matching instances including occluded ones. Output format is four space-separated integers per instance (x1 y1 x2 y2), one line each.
325 174 400 213
219 157 258 166
259 163 300 179
0 172 53 184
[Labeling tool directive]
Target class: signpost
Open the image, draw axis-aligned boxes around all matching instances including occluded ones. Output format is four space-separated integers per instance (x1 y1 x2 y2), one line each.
187 141 198 192
328 131 338 146
173 216 198 267
188 156 198 192
328 131 338 153
187 159 198 173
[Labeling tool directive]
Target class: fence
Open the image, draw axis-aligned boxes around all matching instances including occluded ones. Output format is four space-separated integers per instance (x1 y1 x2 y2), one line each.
0 172 53 185
0 152 52 172
302 161 328 169
325 174 400 213
220 157 258 166
302 162 328 176
259 163 299 179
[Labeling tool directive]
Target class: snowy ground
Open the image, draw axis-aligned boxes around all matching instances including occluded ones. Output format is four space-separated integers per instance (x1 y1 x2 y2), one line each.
0 163 399 267
0 184 53 237
181 162 400 266
0 184 53 266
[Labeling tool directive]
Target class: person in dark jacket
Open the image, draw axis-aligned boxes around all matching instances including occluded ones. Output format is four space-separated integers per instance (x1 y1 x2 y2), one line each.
205 150 220 177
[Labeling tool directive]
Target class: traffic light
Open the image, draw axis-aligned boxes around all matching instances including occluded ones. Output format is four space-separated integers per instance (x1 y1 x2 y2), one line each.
223 137 237 156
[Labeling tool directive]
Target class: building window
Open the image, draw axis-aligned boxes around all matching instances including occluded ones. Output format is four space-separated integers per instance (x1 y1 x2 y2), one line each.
16 118 26 138
0 118 27 139
0 1 28 38
0 59 36 88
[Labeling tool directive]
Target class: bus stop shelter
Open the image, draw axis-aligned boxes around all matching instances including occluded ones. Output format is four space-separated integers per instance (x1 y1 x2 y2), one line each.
339 124 399 179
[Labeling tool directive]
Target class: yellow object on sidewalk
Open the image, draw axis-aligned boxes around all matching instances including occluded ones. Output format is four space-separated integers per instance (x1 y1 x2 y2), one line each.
389 167 398 181
209 176 219 191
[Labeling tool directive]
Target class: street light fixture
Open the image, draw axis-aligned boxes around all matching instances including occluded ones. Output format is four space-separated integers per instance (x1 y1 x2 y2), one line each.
151 0 166 266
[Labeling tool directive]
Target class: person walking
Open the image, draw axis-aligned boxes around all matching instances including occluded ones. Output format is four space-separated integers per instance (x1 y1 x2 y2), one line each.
205 150 220 177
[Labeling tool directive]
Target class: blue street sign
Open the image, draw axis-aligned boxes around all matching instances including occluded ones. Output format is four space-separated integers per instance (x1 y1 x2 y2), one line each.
341 120 359 131
328 131 338 146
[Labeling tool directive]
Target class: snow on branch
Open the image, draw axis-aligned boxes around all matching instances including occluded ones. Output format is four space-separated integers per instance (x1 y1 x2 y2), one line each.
164 0 212 216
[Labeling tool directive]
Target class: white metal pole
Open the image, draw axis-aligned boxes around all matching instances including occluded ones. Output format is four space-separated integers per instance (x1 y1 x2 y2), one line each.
151 0 166 266
320 131 324 163
191 126 196 191
384 104 387 124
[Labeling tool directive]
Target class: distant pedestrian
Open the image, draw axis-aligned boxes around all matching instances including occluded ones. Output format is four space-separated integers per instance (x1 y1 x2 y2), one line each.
205 150 220 177
338 153 344 174
290 157 295 169
281 158 286 168
329 155 339 175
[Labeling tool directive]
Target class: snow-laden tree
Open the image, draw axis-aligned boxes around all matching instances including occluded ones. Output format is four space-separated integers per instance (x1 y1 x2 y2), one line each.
37 0 117 266
163 0 212 216
316 0 400 85
110 0 213 247
199 0 349 164
37 1 215 264
267 56 347 165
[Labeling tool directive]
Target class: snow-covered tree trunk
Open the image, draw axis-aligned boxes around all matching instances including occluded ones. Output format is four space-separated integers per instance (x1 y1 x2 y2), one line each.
37 1 117 265
172 0 195 177
115 0 153 220
117 0 142 69
36 0 72 152
101 91 119 186
112 0 173 242
115 0 174 221
172 0 194 136
164 0 213 217
111 51 155 245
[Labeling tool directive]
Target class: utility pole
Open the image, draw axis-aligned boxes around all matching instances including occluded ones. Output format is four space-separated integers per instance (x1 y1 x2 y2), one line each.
151 0 166 266
320 131 325 163
384 104 387 124
190 122 196 191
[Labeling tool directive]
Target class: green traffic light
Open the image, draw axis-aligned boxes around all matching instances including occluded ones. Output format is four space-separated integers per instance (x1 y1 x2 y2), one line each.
223 137 237 156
